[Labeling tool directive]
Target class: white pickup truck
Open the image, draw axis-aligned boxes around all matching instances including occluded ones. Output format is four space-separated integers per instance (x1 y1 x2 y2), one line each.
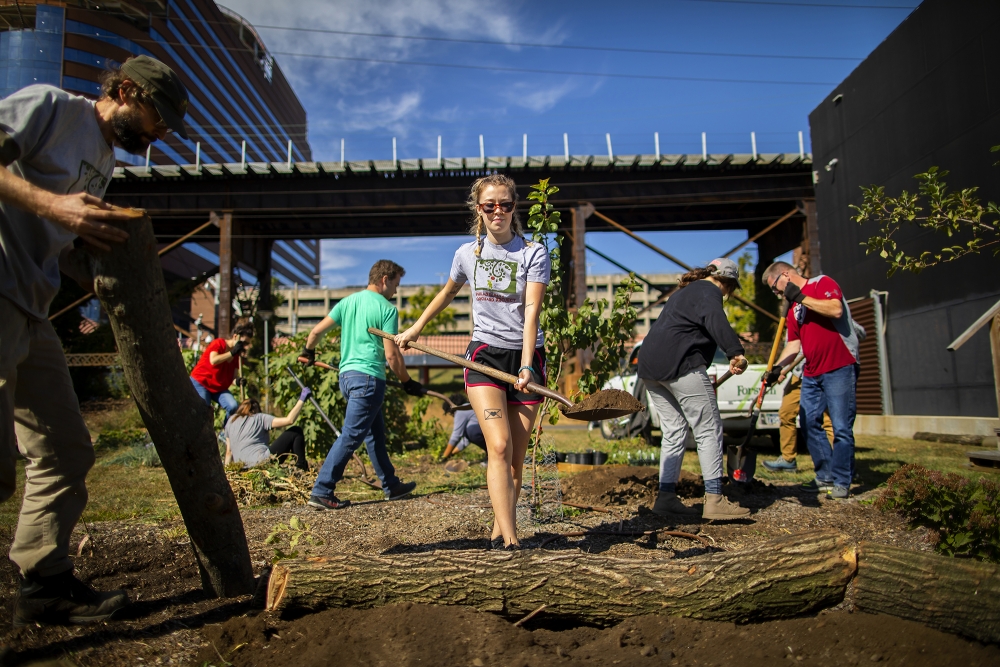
595 342 790 445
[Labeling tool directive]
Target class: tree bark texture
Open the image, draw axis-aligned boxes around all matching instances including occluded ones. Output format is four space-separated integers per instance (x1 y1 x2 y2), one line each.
267 529 857 624
854 542 1000 645
89 210 254 597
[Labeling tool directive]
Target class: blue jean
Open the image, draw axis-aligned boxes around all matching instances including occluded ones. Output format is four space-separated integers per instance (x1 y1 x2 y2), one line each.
800 364 858 488
190 377 238 423
311 371 399 499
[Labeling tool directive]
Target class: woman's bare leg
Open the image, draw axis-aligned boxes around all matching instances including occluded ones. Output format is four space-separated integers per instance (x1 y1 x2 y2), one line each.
467 385 519 545
508 403 541 506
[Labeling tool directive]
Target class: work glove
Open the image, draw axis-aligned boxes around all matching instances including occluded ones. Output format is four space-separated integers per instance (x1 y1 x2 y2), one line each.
300 347 316 366
403 379 424 397
299 387 312 402
230 340 246 357
234 376 248 388
764 366 782 387
782 282 806 305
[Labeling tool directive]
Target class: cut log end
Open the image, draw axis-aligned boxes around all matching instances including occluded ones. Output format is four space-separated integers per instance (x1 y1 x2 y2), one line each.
266 563 291 612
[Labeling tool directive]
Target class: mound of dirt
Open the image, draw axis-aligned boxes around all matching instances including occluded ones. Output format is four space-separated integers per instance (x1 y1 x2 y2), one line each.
194 602 1000 667
561 466 704 508
562 390 644 420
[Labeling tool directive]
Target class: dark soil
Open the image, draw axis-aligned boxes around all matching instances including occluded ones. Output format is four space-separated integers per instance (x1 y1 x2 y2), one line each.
0 461 984 665
561 465 703 507
193 603 1000 667
562 390 644 421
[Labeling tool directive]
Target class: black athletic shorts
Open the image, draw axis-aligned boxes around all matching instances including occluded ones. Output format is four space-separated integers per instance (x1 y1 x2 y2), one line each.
464 341 547 406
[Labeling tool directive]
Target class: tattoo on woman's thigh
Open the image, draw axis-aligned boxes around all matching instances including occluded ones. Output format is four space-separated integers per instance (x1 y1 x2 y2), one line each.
484 408 503 420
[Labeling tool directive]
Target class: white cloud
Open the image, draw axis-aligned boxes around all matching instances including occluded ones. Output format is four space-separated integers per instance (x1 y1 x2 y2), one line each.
336 91 421 133
510 80 576 113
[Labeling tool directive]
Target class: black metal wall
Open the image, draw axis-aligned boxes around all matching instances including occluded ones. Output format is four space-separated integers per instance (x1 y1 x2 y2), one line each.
809 0 1000 417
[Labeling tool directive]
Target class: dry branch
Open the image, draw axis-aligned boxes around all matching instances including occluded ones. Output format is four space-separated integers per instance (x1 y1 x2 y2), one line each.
267 529 856 624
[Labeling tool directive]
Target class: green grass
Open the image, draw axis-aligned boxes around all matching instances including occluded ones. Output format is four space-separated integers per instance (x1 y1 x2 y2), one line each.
3 396 994 538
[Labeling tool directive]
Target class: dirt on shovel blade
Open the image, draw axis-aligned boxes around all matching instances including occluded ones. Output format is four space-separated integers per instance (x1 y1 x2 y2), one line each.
560 389 644 421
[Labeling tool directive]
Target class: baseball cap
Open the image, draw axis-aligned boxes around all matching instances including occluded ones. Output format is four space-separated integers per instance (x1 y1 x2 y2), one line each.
121 55 189 140
709 258 740 282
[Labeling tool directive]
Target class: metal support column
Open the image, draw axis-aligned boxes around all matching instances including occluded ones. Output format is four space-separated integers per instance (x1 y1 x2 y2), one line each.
218 211 233 339
871 290 894 416
802 200 822 277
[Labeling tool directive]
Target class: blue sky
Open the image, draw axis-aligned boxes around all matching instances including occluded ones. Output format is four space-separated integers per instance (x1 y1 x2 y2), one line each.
222 0 917 287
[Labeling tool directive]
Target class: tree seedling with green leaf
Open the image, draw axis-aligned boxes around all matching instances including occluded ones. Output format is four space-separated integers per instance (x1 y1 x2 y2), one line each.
265 516 323 562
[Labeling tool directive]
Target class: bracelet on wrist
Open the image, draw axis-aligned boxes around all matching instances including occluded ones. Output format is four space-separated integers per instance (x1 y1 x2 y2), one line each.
517 365 534 375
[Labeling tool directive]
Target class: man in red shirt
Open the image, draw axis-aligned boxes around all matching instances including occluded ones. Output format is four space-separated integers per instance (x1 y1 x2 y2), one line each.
190 321 254 423
763 262 860 499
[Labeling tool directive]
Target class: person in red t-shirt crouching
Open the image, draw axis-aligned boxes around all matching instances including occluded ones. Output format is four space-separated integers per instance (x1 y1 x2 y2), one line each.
763 262 861 500
189 320 255 423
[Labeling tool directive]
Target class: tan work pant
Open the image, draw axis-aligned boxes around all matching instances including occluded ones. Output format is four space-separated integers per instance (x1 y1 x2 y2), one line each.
0 297 94 577
779 375 833 462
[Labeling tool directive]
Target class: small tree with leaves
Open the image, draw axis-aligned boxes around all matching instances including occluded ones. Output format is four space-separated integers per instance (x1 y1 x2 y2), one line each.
852 160 1000 276
400 287 456 334
526 178 642 424
723 251 757 335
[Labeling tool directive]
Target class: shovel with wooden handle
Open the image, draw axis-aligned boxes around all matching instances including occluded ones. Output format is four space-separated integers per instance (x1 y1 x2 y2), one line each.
369 328 643 421
731 302 790 483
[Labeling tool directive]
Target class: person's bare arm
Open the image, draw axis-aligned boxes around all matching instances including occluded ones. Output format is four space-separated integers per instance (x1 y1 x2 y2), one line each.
305 316 338 350
224 438 233 465
515 281 546 391
775 340 801 367
385 338 411 383
0 166 132 251
394 279 463 348
271 401 304 429
801 296 843 319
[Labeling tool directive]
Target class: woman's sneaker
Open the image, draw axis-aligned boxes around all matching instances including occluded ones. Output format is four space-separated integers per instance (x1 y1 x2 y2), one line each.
762 457 797 472
13 570 129 628
308 495 351 510
827 485 850 499
652 492 700 517
702 493 750 520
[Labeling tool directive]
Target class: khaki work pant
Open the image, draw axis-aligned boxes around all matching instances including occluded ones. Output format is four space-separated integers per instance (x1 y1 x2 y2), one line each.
0 297 94 577
779 375 833 462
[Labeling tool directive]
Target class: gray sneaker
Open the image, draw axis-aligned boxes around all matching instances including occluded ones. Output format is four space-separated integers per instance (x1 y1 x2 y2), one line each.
801 479 835 492
762 457 797 472
827 485 850 499
385 480 416 500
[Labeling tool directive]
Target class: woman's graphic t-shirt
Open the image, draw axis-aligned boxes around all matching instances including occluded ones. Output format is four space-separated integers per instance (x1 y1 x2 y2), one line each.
450 235 550 349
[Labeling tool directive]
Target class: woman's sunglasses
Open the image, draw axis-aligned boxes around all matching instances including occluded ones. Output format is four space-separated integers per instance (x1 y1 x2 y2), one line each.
478 201 515 214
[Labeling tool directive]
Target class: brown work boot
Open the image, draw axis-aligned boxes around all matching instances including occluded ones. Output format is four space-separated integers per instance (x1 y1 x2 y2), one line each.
651 492 700 517
702 493 750 520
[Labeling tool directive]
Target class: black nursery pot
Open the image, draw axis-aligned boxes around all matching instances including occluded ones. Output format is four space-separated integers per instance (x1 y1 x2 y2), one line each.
555 452 567 463
593 451 608 465
579 451 595 465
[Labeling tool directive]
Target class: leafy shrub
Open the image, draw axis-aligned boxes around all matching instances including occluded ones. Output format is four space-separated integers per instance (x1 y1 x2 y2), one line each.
876 464 1000 562
101 443 161 467
94 428 148 451
264 332 445 459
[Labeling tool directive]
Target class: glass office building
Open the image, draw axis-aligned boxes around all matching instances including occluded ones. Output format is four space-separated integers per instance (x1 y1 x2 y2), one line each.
0 0 319 285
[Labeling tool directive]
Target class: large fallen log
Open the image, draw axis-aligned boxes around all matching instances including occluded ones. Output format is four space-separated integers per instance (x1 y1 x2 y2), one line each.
87 209 255 597
267 529 856 624
854 542 1000 645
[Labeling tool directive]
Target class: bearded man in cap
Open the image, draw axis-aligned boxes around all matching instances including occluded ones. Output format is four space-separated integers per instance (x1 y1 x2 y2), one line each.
0 55 189 627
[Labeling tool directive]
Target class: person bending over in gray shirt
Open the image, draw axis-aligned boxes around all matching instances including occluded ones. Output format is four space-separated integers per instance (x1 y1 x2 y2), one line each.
224 389 312 471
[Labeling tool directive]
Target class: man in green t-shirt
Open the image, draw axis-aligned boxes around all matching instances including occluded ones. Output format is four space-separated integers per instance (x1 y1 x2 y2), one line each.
302 260 423 509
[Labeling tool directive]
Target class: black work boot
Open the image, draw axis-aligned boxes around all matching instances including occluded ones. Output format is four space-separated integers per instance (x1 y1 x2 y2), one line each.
12 570 129 628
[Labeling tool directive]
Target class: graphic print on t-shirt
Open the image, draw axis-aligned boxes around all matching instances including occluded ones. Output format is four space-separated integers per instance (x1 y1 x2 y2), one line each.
474 259 517 294
70 160 108 197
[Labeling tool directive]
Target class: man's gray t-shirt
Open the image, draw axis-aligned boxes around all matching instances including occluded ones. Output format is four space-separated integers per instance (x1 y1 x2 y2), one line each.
0 85 115 320
225 413 275 468
449 235 550 349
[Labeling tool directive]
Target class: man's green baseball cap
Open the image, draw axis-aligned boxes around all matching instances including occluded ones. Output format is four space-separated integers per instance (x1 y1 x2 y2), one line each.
121 55 190 140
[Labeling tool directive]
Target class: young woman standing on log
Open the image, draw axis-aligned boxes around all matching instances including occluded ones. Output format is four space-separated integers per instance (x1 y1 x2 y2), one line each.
396 174 550 549
223 389 312 471
638 258 750 521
